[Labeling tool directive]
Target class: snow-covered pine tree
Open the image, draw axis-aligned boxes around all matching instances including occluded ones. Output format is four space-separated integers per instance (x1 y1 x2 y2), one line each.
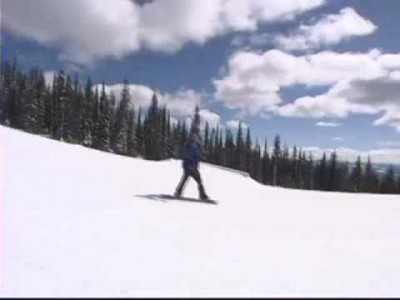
272 134 281 186
144 91 162 160
51 71 67 140
112 79 131 154
362 156 378 193
245 127 252 174
328 151 339 191
350 156 363 192
381 165 396 194
82 77 94 147
224 127 235 168
165 111 173 158
261 139 270 185
68 73 83 143
62 75 75 142
2 59 21 127
126 107 137 157
235 122 244 171
316 152 328 190
96 82 111 151
135 107 145 157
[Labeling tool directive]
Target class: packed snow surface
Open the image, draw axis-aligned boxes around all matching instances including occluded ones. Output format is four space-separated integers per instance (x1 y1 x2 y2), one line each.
1 125 400 297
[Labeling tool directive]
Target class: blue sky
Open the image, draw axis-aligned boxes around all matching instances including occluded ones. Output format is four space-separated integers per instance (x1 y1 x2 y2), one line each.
2 0 400 163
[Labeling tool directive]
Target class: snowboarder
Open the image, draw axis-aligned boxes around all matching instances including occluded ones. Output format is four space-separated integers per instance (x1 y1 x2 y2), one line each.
174 109 210 200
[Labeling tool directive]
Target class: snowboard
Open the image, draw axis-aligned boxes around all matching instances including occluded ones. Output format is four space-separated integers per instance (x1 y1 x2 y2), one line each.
158 194 218 205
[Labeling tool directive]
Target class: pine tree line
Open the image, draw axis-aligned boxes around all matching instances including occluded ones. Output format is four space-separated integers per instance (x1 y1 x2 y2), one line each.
1 61 399 194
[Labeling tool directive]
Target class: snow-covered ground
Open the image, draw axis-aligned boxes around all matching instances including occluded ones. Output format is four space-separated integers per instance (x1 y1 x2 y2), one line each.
1 125 400 297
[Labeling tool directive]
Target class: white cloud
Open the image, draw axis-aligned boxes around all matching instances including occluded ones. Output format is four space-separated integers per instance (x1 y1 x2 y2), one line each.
303 146 400 164
2 0 141 64
2 0 325 64
274 7 377 51
226 120 248 129
215 48 400 130
101 83 154 108
281 74 400 129
159 90 202 117
199 109 221 129
98 82 222 130
170 117 179 127
332 137 344 141
43 71 56 88
278 92 378 119
98 83 202 118
378 141 400 147
373 111 400 132
316 121 342 127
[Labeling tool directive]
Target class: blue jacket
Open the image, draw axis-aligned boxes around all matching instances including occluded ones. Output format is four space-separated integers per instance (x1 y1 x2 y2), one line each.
183 135 201 171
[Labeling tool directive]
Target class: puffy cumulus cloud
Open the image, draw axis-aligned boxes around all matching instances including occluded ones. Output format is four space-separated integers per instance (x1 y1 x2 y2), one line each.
159 90 202 117
2 0 141 64
97 83 202 118
184 109 221 131
97 82 221 129
335 75 400 108
199 109 221 128
281 74 400 129
226 120 248 129
215 48 400 130
100 83 154 108
277 91 379 119
274 7 377 51
2 0 325 64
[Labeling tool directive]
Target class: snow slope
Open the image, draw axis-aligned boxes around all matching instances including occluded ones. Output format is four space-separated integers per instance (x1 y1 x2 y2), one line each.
1 125 400 297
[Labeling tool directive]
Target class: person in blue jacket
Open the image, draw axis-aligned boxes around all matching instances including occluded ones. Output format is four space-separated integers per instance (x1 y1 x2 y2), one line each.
174 117 209 200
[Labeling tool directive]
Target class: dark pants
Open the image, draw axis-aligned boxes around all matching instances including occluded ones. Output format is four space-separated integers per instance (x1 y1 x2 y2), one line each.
175 168 207 198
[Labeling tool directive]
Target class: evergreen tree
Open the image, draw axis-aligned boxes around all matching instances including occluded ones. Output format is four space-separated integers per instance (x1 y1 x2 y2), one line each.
136 108 144 157
272 134 281 186
350 155 363 192
112 79 131 154
235 122 245 171
362 156 378 193
381 165 396 194
62 74 74 142
69 73 83 143
21 72 37 132
191 105 201 134
82 77 94 146
127 108 137 156
203 122 210 161
2 60 393 196
245 127 252 174
261 139 270 184
51 71 67 140
224 127 235 168
96 82 111 151
144 91 162 160
327 151 339 191
316 153 328 190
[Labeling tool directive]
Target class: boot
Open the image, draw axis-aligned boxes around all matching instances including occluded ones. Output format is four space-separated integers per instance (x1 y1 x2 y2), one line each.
200 193 210 200
174 190 181 199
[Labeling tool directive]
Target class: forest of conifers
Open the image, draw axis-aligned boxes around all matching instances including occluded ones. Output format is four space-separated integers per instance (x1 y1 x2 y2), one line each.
1 60 399 194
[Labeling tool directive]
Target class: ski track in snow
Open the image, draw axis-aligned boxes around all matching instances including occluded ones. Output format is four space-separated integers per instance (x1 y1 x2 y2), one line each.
1 126 400 297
